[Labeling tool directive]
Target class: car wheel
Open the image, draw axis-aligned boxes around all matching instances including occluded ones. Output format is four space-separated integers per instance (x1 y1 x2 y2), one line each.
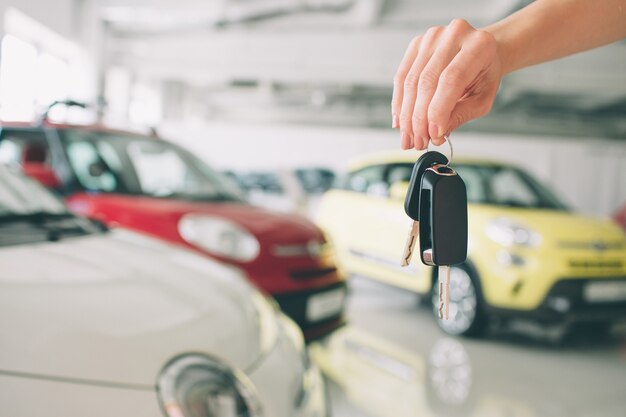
431 264 485 337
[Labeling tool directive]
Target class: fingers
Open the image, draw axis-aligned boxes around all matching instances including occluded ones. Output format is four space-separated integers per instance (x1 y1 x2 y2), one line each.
392 19 501 150
398 27 443 150
411 22 471 148
428 31 497 144
392 36 421 132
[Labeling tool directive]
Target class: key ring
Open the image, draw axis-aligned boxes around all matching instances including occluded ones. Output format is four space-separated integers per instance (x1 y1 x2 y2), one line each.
427 135 453 164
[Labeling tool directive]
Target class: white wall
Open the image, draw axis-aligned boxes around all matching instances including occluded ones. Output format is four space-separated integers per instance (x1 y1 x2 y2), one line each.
0 0 101 115
0 0 76 38
160 121 626 217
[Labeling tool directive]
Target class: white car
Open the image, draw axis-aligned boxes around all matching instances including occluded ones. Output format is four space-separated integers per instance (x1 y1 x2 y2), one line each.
0 165 327 417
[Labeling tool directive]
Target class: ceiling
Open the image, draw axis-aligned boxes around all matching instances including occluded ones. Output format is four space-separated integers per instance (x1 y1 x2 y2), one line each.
97 0 626 138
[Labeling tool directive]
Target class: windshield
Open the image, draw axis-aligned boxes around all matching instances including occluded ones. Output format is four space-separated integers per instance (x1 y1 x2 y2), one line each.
384 162 567 210
453 163 568 210
58 130 244 202
0 165 67 217
0 164 101 246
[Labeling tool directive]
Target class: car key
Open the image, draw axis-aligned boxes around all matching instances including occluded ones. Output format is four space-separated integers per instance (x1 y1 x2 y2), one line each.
400 151 449 267
419 163 468 320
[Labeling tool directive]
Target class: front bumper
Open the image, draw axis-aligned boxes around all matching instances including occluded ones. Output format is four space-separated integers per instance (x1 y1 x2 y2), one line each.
274 281 348 341
488 277 626 324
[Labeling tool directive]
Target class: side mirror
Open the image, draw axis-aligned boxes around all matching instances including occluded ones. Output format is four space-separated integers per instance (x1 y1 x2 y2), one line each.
389 181 409 201
22 162 62 189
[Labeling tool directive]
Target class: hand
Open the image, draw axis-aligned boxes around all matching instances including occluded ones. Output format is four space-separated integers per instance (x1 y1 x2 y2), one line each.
392 19 503 150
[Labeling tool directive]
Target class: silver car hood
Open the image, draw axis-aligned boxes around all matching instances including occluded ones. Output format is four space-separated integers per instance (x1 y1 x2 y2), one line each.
0 229 263 387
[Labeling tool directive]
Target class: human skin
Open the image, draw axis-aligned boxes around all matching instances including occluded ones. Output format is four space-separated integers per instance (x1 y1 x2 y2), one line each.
391 0 626 150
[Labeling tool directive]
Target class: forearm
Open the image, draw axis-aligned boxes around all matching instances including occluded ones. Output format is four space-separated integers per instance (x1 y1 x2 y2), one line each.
484 0 626 75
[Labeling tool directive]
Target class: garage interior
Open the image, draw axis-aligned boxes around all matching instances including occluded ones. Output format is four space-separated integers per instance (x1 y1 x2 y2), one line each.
0 1 625 417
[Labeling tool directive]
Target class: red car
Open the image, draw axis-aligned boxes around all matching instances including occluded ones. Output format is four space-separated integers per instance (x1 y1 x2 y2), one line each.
0 118 346 340
615 203 626 232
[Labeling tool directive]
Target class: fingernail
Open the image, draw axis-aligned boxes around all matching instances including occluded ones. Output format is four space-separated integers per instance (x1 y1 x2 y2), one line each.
421 136 429 149
428 122 440 141
392 114 399 129
414 137 423 150
401 131 411 149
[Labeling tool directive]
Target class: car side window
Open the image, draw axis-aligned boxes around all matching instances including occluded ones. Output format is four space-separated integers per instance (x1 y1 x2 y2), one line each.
453 165 487 204
386 164 413 185
346 165 386 194
127 140 219 197
65 141 120 192
0 129 50 166
490 168 540 207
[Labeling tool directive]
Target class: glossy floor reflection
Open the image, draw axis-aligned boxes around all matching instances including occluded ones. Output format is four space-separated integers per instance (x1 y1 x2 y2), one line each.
310 277 626 417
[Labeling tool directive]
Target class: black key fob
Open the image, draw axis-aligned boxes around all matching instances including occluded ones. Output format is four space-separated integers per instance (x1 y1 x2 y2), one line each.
419 164 468 266
404 151 448 221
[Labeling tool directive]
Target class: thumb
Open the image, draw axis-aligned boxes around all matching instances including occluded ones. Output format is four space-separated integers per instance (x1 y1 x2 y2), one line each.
446 91 497 134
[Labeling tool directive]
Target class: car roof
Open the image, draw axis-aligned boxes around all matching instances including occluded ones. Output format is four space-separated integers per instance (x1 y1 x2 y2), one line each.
348 150 509 171
0 120 153 139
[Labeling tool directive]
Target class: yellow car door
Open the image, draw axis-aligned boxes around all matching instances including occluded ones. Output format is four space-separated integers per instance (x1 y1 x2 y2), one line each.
317 162 431 293
317 164 388 268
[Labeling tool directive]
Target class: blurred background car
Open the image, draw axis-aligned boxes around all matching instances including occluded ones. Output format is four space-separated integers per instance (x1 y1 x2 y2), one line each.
0 111 347 341
223 168 336 217
0 164 327 417
316 151 626 337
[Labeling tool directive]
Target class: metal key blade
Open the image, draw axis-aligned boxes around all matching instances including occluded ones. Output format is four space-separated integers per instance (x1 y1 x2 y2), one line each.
400 220 419 267
438 266 451 320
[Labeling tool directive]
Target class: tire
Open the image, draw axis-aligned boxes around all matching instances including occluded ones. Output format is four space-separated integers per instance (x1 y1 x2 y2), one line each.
431 263 486 337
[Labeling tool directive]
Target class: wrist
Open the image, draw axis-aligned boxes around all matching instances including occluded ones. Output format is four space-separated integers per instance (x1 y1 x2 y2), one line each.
483 23 518 76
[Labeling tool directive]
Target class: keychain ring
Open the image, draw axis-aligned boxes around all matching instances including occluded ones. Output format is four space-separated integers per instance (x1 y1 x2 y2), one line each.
427 135 453 164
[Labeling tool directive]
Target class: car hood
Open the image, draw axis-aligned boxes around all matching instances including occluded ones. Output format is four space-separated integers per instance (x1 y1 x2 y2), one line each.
177 202 323 243
70 194 324 244
0 229 266 387
470 206 626 247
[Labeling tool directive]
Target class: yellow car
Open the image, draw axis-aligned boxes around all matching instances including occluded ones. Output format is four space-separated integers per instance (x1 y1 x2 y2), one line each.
316 151 626 336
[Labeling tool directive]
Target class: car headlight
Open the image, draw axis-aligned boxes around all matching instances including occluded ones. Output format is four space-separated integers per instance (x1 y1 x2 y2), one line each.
486 218 541 247
178 214 260 262
158 354 263 417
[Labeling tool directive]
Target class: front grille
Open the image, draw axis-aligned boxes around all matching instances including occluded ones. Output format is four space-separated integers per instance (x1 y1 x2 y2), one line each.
559 241 625 251
569 259 624 269
492 277 626 324
290 267 337 281
544 277 626 308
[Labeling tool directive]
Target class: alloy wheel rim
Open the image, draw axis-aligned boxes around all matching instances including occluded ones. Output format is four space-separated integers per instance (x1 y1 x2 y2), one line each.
432 267 477 334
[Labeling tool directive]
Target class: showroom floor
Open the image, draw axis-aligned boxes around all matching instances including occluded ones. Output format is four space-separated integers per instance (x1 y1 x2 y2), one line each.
310 277 626 417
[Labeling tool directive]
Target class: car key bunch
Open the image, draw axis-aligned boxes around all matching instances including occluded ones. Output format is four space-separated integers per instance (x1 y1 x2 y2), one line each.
401 138 468 320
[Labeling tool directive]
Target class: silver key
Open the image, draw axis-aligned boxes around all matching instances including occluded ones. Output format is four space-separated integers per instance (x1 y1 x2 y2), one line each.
438 266 451 320
400 220 419 267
